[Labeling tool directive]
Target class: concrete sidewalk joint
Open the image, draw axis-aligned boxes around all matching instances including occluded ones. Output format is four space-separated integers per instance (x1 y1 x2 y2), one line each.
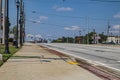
0 43 102 80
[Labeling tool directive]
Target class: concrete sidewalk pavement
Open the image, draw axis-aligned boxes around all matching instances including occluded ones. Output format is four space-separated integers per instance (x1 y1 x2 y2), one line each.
0 43 102 80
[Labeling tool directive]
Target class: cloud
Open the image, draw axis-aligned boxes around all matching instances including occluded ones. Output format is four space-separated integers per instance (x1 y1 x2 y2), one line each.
26 34 34 38
110 25 120 34
39 16 48 20
29 19 41 24
56 7 73 11
29 16 48 24
35 34 42 38
113 12 120 18
46 34 52 37
64 26 80 31
112 25 120 30
109 30 119 34
53 6 73 12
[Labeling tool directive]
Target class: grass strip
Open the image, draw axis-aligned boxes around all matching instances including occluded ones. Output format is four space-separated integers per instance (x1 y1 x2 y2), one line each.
0 45 20 66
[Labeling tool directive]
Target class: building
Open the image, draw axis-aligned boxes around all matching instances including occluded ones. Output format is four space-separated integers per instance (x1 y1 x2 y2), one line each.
107 36 120 44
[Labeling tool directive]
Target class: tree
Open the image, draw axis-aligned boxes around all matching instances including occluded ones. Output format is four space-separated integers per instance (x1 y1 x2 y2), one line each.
99 32 107 43
84 32 95 44
84 32 107 44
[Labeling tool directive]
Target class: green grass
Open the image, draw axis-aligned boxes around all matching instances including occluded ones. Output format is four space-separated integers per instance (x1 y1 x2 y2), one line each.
0 45 20 66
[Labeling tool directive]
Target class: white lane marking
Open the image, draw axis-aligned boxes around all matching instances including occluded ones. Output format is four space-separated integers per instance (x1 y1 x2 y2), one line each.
42 44 120 72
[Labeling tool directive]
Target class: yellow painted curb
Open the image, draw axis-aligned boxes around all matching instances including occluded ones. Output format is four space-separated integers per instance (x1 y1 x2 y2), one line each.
67 61 79 65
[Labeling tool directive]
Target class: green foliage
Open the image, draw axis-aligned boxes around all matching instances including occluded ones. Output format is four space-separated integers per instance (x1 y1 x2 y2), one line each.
99 33 107 43
0 45 20 66
8 38 13 42
52 32 107 44
52 37 75 43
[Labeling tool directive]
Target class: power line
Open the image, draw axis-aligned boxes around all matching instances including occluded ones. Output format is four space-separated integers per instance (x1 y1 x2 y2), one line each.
91 0 120 2
27 19 96 30
31 11 120 22
32 11 85 19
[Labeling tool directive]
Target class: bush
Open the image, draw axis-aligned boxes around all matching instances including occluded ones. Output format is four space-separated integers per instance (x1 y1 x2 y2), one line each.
8 38 13 42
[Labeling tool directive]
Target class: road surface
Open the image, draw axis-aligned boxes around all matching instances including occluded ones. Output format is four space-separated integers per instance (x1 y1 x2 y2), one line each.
39 43 120 72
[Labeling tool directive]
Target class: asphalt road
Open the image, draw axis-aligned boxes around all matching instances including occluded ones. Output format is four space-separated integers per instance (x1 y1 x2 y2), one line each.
39 43 120 71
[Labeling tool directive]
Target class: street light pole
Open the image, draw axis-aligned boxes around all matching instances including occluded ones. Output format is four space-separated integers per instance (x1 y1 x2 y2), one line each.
79 30 81 44
0 0 2 54
0 0 2 39
4 0 10 54
22 2 25 43
15 0 20 48
19 0 23 47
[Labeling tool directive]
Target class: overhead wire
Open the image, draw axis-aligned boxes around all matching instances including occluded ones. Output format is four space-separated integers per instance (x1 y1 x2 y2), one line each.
90 0 120 2
31 11 120 22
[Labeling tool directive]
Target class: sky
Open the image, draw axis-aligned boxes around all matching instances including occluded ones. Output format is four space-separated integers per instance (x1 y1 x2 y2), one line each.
9 0 120 40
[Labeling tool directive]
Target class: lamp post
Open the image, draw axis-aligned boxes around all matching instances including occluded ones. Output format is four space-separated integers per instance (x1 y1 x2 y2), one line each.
19 0 23 47
22 2 25 43
79 30 81 44
0 0 2 54
15 0 20 48
0 0 2 42
4 0 10 54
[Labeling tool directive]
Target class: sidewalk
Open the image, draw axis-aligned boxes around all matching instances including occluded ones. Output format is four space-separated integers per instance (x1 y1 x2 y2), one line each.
0 43 102 80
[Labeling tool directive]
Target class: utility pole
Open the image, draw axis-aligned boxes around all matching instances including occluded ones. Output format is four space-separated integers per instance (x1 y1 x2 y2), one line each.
15 0 20 48
93 29 95 44
86 17 89 44
2 0 5 44
79 30 81 44
19 0 23 47
0 0 2 40
0 0 2 54
22 2 25 43
106 21 110 43
107 21 110 37
4 0 10 54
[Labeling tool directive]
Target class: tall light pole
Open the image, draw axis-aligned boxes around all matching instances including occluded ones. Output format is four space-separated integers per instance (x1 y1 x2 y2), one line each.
15 0 20 48
4 0 10 54
79 30 81 44
107 21 110 37
0 0 2 40
22 2 25 43
19 0 23 47
2 0 5 44
0 0 2 54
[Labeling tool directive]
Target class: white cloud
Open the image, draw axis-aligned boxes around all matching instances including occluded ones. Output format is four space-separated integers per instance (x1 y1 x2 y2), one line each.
29 16 48 24
26 34 34 38
29 19 41 24
46 34 52 37
112 25 120 30
56 7 73 11
64 26 80 31
35 34 42 38
113 12 120 18
53 6 73 12
39 16 48 20
110 25 120 34
109 30 119 34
